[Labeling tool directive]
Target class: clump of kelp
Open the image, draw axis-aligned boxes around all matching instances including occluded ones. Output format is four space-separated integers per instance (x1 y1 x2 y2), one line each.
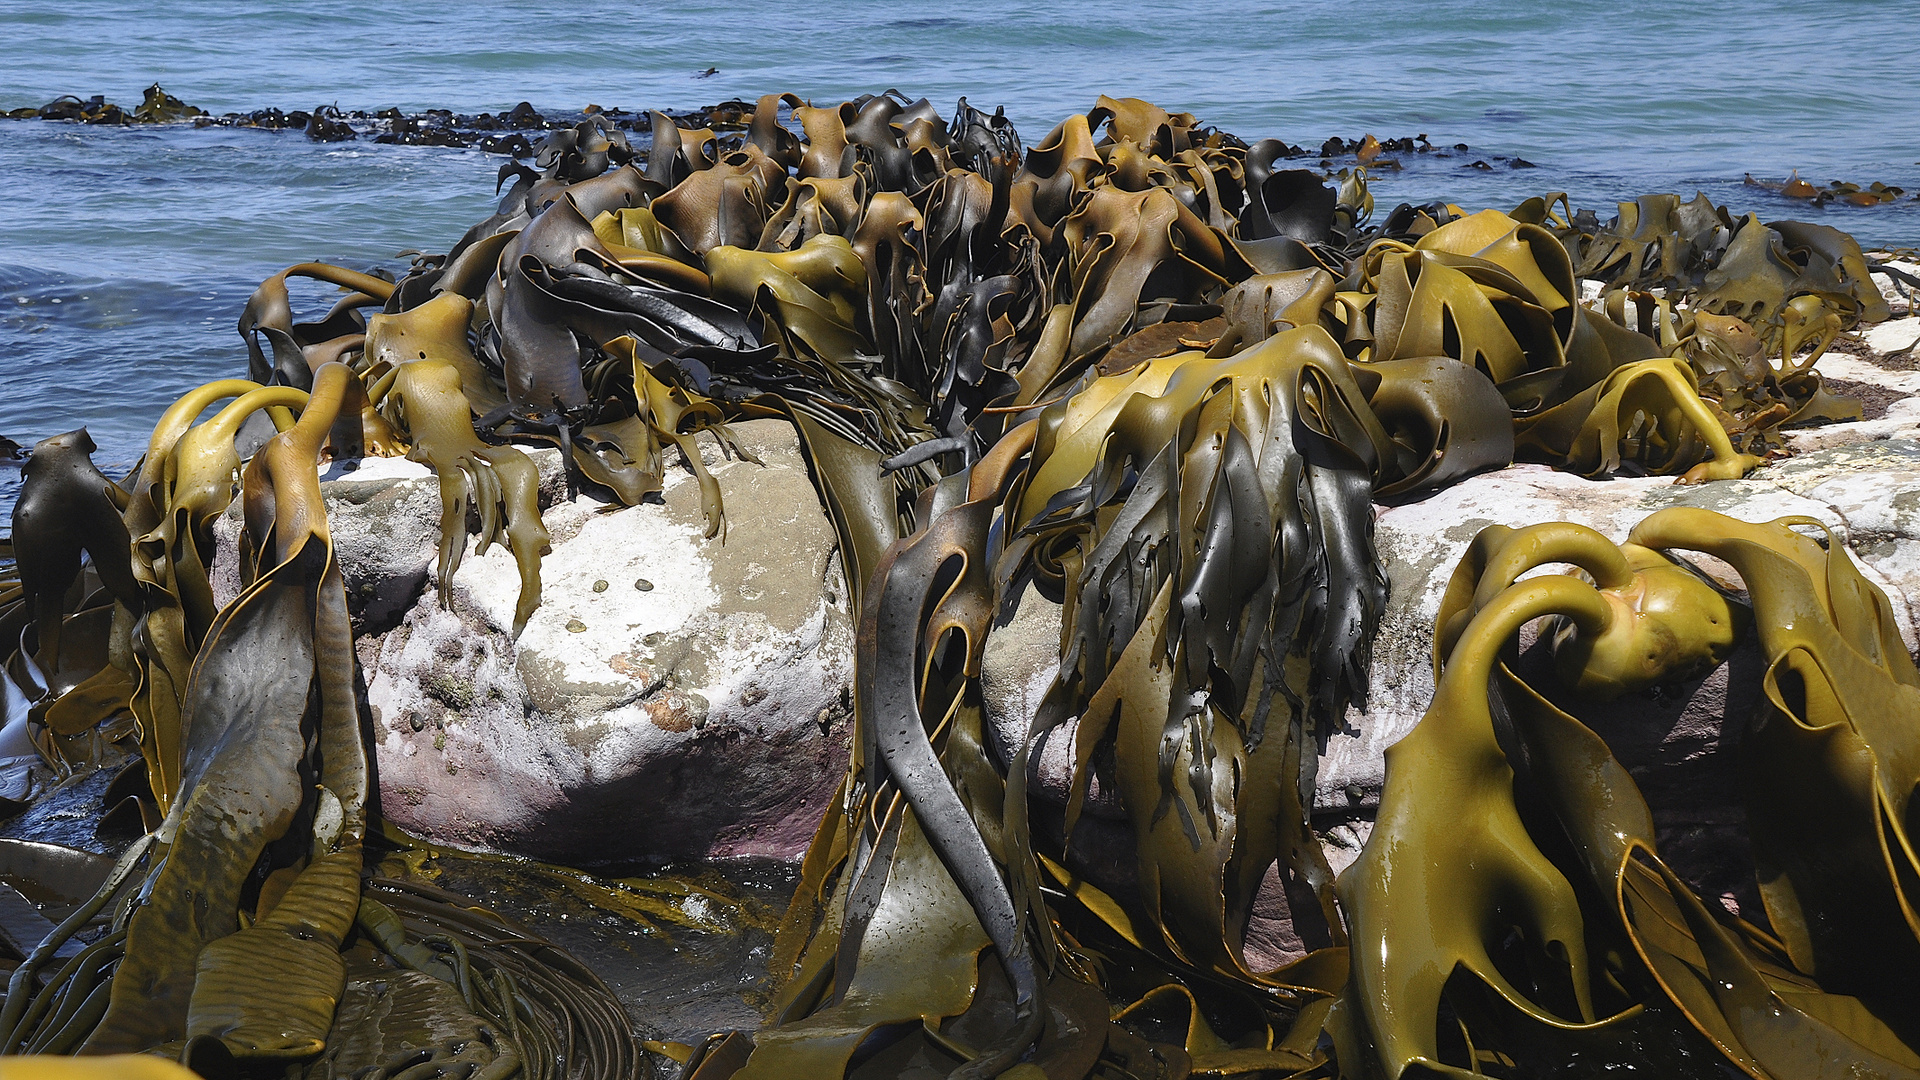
4 84 205 124
1342 512 1920 1078
1746 171 1910 206
0 89 1912 1078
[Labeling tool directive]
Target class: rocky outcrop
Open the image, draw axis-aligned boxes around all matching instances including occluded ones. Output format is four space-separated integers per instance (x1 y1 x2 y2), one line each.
217 312 1920 882
216 419 855 867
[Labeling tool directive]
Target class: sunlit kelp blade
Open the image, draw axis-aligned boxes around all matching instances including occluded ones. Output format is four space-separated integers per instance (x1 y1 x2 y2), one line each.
1343 512 1920 1077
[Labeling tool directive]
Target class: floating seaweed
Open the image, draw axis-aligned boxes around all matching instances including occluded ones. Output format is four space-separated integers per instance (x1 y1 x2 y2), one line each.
1746 171 1911 207
0 90 1910 1078
2 84 203 125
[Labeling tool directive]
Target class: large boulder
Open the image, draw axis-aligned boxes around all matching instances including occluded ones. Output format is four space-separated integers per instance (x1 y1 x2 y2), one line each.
216 419 855 867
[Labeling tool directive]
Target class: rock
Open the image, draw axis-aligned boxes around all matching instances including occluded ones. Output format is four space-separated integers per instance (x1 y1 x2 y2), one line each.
219 419 855 866
210 454 444 627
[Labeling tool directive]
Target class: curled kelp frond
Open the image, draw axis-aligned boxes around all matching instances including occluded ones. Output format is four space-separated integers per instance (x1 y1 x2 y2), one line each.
238 263 395 390
78 364 368 1057
1344 511 1920 1077
1513 357 1767 483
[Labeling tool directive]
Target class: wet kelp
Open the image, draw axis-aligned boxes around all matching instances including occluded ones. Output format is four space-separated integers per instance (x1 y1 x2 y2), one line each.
0 90 1908 1077
0 369 640 1076
1343 513 1920 1077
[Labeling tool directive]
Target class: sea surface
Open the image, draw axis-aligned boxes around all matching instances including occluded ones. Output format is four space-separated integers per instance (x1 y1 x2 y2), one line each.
2 0 1918 521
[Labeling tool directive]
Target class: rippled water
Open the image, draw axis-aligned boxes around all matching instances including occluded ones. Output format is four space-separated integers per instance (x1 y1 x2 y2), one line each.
2 0 1917 517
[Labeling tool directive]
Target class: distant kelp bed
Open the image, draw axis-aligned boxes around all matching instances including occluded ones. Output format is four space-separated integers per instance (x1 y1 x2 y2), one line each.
0 89 1916 1079
10 82 1912 208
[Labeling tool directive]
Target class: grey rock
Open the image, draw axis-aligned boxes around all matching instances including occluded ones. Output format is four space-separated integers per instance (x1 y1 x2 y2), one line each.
211 455 441 624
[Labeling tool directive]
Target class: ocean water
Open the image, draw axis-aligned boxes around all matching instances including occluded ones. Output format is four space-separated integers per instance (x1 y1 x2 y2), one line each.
2 0 1917 519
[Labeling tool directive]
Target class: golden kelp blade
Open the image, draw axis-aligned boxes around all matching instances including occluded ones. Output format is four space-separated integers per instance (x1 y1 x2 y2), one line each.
379 358 548 636
1350 510 1920 1077
86 365 368 1057
0 1057 204 1079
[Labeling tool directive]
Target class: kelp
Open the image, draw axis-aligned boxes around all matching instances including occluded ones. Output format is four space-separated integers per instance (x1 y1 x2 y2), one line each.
1342 513 1920 1077
0 366 633 1075
2 90 1912 1078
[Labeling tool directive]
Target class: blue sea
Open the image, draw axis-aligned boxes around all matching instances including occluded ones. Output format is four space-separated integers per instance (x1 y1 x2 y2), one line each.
2 0 1917 518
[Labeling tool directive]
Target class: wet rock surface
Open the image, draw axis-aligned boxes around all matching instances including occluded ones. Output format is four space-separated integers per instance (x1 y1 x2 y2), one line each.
393 847 797 1045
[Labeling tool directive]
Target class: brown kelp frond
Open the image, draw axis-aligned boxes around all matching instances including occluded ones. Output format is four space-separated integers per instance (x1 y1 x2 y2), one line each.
1552 195 1890 334
8 430 141 775
380 358 548 637
1 353 632 1074
1006 328 1378 1013
746 431 1044 1079
238 262 395 390
362 287 505 416
1513 357 1766 483
112 364 372 812
1347 511 1920 1077
80 365 366 1057
1013 325 1389 749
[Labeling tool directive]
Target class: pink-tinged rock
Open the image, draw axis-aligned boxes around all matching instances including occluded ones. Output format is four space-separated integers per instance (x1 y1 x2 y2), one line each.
221 420 854 866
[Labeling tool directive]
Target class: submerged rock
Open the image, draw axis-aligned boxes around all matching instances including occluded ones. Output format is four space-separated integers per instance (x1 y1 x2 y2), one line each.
216 419 854 866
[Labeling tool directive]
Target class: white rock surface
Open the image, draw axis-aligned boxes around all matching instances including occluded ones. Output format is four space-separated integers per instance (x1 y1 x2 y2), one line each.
220 419 855 866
